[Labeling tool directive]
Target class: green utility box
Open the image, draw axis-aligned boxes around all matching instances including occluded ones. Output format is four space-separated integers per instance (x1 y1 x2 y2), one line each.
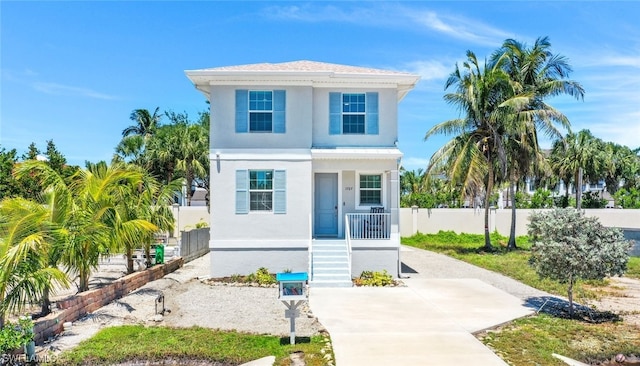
153 244 165 264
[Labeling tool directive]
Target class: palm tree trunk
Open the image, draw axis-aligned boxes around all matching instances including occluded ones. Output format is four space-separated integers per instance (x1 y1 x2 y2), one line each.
79 270 89 292
483 167 494 251
126 247 134 274
145 244 152 268
41 286 51 316
507 180 517 250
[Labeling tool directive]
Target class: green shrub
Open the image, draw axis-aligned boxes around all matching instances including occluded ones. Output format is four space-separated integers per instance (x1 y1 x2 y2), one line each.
354 270 394 286
528 208 632 316
251 267 276 285
529 188 553 208
0 317 34 354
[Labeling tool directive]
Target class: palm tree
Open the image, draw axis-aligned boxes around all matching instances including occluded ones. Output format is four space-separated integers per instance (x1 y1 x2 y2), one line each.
15 160 155 292
602 142 639 196
491 37 584 249
426 51 519 251
0 197 68 327
135 174 179 268
122 107 162 139
550 130 604 209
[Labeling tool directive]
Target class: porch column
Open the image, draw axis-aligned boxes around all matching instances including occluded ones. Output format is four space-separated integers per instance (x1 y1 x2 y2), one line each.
390 169 400 232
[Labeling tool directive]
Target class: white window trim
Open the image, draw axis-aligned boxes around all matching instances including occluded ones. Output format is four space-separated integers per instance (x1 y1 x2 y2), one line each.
355 171 386 210
342 92 366 135
249 90 273 133
249 169 273 212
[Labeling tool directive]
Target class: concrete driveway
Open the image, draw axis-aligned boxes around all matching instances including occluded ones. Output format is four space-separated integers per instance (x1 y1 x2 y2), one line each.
309 278 534 365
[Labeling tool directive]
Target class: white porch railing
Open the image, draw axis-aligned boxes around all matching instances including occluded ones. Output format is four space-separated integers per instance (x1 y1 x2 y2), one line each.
344 215 353 276
346 213 391 240
308 213 313 278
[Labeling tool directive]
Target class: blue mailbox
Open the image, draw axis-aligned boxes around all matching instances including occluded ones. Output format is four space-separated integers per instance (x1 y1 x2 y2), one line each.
276 272 308 301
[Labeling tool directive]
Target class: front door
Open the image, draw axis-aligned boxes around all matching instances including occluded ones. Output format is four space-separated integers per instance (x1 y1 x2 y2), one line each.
314 173 338 237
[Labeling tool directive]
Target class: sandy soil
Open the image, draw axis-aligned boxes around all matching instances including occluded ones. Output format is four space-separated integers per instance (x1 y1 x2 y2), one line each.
41 253 324 358
585 276 640 327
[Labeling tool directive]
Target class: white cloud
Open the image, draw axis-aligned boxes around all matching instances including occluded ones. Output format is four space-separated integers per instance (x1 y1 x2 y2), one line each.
403 60 451 82
406 10 512 46
32 82 117 100
264 4 511 47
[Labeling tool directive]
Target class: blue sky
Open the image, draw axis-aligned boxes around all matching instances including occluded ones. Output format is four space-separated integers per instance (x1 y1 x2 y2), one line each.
2 1 639 171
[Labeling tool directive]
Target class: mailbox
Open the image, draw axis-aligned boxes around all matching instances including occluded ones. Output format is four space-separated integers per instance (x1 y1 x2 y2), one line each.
276 272 309 301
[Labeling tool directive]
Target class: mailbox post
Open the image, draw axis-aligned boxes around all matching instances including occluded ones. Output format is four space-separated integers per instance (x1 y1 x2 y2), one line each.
276 272 309 345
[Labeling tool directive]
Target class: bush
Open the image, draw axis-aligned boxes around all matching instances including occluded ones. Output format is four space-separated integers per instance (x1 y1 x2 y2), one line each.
528 208 631 316
246 267 276 285
0 317 34 354
529 188 553 208
613 188 640 208
581 191 607 208
354 270 394 286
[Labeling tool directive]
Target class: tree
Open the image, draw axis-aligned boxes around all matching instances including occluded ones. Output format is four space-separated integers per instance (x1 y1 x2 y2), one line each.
490 36 584 249
14 160 153 292
426 50 521 251
550 130 605 209
122 107 162 139
0 147 21 199
602 142 639 195
0 197 68 327
528 208 631 317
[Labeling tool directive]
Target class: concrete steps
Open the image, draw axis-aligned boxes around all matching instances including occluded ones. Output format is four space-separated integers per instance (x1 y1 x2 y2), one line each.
310 240 352 288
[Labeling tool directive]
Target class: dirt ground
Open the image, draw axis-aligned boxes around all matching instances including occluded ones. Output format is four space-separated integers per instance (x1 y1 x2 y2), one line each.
585 276 640 327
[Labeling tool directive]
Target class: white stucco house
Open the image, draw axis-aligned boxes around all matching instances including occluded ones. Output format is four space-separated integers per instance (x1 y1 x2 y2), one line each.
185 60 419 286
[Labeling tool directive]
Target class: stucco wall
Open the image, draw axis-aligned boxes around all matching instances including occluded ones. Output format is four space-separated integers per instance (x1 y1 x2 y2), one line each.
210 248 308 277
208 85 313 150
210 157 312 246
400 208 640 237
312 88 398 147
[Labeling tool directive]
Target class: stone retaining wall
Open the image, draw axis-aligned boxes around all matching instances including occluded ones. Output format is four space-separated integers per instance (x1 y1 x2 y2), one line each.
33 257 184 345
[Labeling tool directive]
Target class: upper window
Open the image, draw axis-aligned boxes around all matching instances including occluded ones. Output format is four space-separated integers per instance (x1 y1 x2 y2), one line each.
249 170 273 211
329 92 378 135
249 91 273 132
359 174 382 205
342 93 365 134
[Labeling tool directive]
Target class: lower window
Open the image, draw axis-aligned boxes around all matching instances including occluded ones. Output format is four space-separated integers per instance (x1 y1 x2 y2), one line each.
360 174 382 205
249 170 273 211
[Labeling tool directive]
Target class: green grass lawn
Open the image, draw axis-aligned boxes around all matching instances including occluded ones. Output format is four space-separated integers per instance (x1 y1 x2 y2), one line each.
626 257 640 279
479 314 640 365
54 325 331 366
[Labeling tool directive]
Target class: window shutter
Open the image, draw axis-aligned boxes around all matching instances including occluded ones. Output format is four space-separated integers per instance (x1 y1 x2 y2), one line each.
235 90 248 133
235 170 248 214
366 92 379 135
273 170 286 214
329 92 341 135
273 90 286 133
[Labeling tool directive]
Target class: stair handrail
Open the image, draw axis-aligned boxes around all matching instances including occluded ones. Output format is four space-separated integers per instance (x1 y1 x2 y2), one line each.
344 215 352 278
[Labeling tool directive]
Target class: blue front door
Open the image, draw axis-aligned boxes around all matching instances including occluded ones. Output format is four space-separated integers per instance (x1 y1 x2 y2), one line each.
314 173 338 237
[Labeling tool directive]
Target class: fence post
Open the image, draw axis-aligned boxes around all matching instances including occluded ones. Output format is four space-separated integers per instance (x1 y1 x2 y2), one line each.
411 206 419 236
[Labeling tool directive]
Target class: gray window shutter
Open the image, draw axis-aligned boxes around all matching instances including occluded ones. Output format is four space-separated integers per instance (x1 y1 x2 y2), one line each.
235 90 248 133
273 170 286 214
329 92 341 135
366 92 379 135
235 170 248 214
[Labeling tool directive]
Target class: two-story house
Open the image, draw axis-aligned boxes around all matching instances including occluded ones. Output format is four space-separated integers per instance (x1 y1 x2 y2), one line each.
185 61 419 286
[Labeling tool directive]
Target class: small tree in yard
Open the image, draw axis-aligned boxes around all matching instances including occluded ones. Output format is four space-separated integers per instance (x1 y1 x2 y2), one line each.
528 208 631 318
